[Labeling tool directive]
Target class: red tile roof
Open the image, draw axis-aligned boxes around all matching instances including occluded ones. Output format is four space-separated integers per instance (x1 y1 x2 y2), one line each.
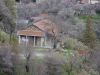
17 23 45 36
17 30 44 36
17 14 59 37
34 19 58 35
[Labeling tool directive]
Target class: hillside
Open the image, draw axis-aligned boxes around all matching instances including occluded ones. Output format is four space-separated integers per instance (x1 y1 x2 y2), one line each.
0 0 100 75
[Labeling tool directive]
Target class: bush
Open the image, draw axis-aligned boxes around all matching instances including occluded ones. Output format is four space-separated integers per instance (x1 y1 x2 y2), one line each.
0 30 18 45
63 37 88 50
0 30 9 43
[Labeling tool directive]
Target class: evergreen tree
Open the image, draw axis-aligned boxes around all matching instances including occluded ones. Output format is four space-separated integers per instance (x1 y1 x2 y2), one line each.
4 0 16 34
82 16 97 49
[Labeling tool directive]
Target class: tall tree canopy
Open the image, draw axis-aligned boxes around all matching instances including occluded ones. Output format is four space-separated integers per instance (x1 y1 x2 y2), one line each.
0 0 16 34
82 16 97 48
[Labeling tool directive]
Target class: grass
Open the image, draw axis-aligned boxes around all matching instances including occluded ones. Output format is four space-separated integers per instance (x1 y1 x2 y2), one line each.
34 47 49 52
79 14 100 22
92 14 100 21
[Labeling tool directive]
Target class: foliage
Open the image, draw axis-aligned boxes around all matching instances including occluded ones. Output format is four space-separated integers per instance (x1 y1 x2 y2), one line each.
4 0 16 19
4 0 16 34
10 37 19 54
63 37 88 50
0 45 13 75
0 29 18 45
81 16 97 49
0 0 16 34
0 0 100 75
0 30 9 43
59 49 81 75
79 14 100 22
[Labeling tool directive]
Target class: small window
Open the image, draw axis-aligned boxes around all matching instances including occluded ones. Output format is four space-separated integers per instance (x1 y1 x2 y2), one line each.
32 0 36 2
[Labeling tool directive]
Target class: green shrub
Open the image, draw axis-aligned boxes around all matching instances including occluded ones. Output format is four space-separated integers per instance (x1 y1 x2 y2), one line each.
0 30 9 43
81 17 97 48
0 30 18 44
63 37 88 50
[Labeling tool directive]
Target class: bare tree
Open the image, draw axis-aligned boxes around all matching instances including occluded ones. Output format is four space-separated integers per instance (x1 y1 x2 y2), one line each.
20 43 33 73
